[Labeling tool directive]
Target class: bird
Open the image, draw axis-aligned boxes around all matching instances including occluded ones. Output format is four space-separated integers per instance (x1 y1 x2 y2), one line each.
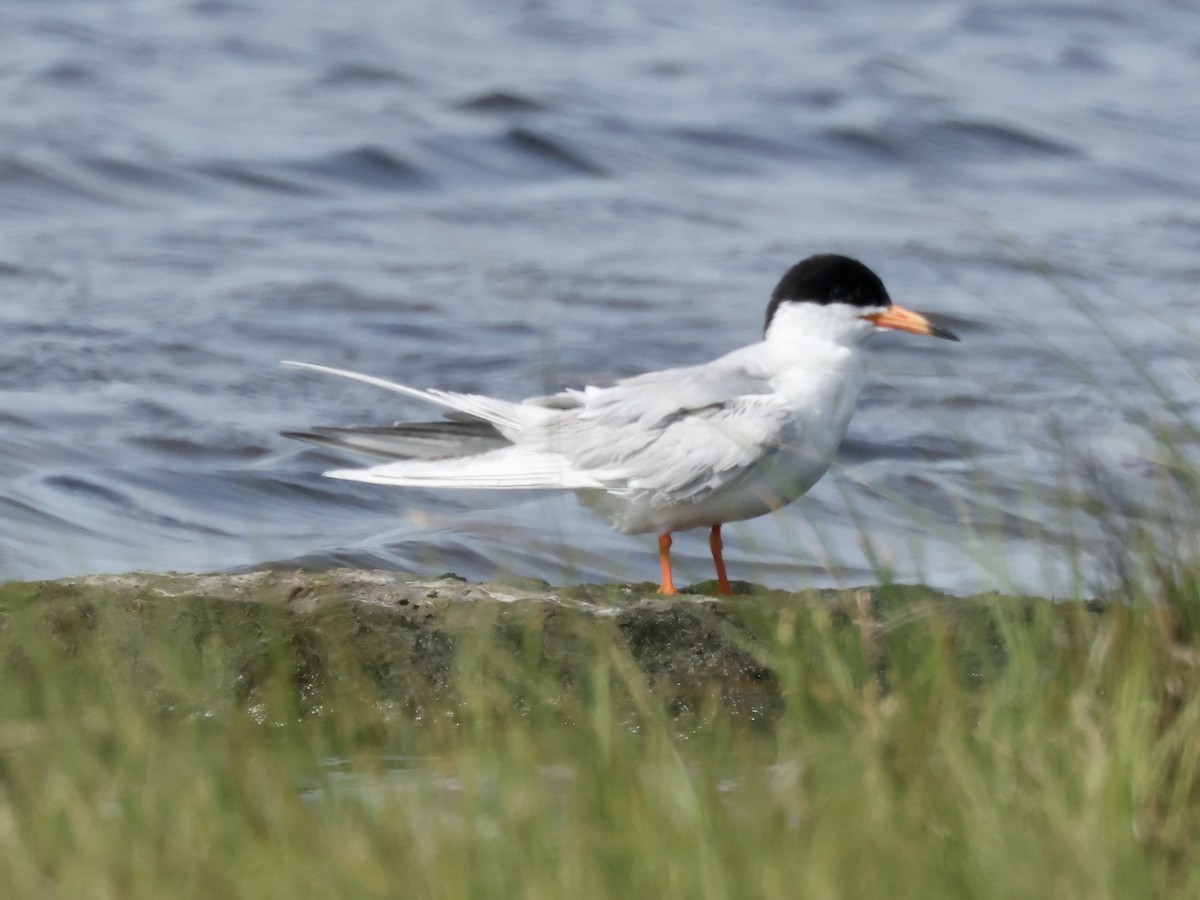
284 253 958 595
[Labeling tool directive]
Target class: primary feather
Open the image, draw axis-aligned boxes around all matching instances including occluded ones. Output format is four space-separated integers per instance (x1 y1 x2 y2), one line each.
327 446 620 490
281 422 507 460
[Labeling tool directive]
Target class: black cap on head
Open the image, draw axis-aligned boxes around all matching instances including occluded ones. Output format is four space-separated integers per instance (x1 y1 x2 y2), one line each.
764 254 892 332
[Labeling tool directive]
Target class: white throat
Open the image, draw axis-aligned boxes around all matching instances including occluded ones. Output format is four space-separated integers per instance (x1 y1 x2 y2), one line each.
767 300 878 345
762 300 878 371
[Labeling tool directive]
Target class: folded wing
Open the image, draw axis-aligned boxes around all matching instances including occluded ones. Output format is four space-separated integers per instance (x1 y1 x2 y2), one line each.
284 355 796 503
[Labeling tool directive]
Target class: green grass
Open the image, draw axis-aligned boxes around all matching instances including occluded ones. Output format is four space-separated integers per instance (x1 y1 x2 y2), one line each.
1 574 1200 898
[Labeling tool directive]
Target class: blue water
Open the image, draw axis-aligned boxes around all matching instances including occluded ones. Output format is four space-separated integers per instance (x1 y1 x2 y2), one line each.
2 0 1197 595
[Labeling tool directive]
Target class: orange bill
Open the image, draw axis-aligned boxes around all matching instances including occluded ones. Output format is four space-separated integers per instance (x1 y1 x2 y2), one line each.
861 305 959 341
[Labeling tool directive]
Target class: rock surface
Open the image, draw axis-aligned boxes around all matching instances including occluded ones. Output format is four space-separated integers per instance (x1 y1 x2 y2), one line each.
2 569 984 722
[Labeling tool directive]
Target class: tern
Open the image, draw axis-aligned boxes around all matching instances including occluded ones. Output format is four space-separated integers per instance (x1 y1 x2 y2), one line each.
285 254 957 595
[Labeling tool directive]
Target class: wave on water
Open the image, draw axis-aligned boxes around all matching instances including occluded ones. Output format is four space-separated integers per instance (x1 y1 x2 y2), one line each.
0 0 1197 594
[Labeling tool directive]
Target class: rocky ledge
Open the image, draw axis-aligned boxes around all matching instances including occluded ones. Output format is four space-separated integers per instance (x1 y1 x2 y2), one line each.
1 569 1013 721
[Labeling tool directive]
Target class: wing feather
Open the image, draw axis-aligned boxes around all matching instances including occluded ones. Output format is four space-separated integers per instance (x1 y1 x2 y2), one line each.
540 353 798 504
326 447 621 490
283 422 506 460
566 396 795 503
285 349 799 505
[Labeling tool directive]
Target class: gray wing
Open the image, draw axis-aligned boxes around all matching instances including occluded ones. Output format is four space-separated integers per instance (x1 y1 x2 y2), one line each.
521 357 768 420
545 360 797 504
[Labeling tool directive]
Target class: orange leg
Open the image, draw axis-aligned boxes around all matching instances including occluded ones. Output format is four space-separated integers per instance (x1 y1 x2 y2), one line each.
710 524 733 596
657 532 678 595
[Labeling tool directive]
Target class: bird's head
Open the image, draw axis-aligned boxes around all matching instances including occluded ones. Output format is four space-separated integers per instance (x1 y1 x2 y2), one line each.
764 254 958 345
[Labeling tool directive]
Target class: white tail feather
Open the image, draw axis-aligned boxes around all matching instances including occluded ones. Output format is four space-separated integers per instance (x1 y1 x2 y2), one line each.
282 361 545 434
325 447 623 490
